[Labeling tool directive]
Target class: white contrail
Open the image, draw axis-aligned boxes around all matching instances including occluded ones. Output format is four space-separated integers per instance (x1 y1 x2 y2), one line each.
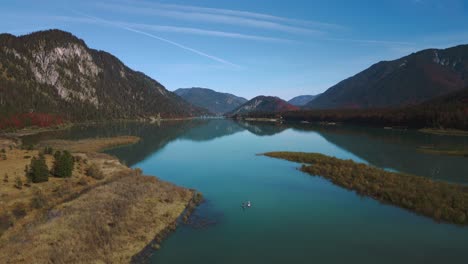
73 11 241 68
122 26 241 68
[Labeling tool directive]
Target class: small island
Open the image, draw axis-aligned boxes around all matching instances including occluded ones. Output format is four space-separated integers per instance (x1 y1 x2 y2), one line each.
0 136 202 263
262 151 468 225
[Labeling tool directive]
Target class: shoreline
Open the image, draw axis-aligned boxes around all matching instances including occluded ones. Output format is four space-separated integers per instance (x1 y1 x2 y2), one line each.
131 192 204 263
418 146 468 157
419 128 468 137
0 135 201 263
263 151 468 226
0 117 199 138
234 116 468 134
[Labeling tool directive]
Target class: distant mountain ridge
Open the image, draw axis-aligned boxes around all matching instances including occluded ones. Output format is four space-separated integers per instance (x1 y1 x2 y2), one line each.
174 87 247 115
307 44 468 109
0 29 204 123
246 88 468 130
288 95 319 106
227 95 299 116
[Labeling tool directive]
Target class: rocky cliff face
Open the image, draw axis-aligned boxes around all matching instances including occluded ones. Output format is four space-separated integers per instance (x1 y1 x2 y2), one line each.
30 42 100 106
0 29 204 121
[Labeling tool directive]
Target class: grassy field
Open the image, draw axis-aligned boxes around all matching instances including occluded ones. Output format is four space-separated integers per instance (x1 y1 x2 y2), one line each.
0 136 197 263
420 128 468 137
263 151 468 225
36 136 140 153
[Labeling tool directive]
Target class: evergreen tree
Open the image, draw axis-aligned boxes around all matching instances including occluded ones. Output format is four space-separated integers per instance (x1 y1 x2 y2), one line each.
28 154 49 183
53 150 74 178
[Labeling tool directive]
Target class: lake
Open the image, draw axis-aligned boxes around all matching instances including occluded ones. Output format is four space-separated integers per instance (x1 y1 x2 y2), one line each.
23 119 468 263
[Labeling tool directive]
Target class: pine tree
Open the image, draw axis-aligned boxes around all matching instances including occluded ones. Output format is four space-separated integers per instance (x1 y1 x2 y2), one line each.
53 150 74 178
28 154 49 183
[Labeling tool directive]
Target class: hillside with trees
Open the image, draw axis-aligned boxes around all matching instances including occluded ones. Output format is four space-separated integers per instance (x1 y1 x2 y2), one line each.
174 87 247 115
227 96 299 116
244 88 468 130
307 44 468 109
288 95 319 106
0 29 205 129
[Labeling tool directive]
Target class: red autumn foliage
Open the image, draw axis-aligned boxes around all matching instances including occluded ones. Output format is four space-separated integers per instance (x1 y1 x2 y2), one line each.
0 113 64 129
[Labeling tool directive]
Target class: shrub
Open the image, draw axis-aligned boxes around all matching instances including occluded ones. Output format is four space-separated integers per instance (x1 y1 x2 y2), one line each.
30 188 47 209
3 173 8 183
14 176 23 189
193 192 204 205
86 164 104 180
151 243 161 250
52 151 74 178
134 168 143 176
0 213 13 236
12 202 27 219
24 177 32 187
43 146 54 155
28 154 49 183
78 177 88 186
0 148 5 153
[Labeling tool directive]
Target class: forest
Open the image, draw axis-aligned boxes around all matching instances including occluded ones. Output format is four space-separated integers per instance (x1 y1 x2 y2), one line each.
242 88 468 130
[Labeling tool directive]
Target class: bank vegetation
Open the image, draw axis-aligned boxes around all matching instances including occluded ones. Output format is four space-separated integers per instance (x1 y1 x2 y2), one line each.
263 151 468 225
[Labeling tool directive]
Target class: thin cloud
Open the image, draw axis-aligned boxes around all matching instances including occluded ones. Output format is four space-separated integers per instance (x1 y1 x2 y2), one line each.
123 0 345 30
41 15 294 43
93 2 324 35
123 23 296 43
324 37 414 46
74 12 241 68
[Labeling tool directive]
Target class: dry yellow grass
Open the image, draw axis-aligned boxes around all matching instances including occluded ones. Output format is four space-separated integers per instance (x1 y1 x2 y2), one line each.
37 136 141 153
418 146 468 157
420 128 468 137
0 136 195 263
0 137 19 149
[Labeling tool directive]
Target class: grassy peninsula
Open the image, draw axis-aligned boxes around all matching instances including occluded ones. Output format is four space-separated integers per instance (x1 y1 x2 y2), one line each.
263 152 468 225
36 136 141 153
419 128 468 137
418 146 468 157
0 136 200 263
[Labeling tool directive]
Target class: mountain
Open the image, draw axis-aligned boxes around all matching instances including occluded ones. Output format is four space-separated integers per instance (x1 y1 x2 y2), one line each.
227 96 299 116
174 87 247 115
0 29 204 124
250 88 468 130
288 95 319 106
307 44 468 109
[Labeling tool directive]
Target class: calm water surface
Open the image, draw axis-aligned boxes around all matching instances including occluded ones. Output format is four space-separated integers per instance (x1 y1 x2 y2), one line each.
24 119 468 263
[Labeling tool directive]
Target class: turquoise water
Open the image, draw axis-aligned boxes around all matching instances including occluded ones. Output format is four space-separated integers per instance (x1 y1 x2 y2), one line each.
23 120 468 263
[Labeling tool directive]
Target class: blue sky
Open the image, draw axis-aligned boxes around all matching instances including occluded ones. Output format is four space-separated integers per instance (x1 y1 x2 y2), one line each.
1 0 468 100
